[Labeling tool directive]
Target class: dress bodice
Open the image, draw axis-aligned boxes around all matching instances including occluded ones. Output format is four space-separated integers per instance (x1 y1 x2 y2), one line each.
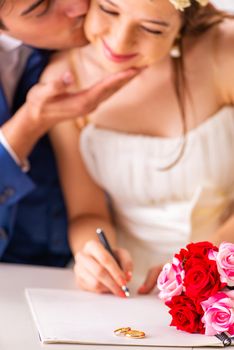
80 107 234 279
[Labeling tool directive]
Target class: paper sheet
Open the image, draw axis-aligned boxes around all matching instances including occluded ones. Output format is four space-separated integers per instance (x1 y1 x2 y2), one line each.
25 288 225 347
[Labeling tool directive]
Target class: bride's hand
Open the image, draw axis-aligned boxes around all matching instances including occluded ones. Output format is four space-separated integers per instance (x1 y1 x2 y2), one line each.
74 240 133 297
137 265 163 294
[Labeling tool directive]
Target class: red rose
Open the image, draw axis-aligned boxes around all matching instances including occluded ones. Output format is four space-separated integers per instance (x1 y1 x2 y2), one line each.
175 247 188 264
175 241 218 267
167 294 205 334
183 258 226 301
186 241 218 256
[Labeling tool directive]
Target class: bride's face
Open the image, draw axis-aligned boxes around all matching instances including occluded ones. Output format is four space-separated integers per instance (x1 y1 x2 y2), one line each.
84 0 182 72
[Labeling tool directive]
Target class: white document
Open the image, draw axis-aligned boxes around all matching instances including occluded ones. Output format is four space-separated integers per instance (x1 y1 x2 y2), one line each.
26 288 227 347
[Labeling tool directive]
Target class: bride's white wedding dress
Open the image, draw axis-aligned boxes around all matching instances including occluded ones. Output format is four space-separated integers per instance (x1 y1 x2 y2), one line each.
80 107 234 279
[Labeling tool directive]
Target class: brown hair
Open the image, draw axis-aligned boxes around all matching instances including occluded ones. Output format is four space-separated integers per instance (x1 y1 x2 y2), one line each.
183 2 234 35
162 2 234 171
0 0 7 29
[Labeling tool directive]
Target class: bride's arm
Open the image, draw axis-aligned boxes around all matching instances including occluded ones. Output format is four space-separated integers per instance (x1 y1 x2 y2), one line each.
213 20 234 104
212 215 234 245
49 121 132 296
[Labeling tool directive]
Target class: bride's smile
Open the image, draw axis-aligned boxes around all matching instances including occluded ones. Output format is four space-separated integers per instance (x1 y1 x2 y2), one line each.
84 0 181 72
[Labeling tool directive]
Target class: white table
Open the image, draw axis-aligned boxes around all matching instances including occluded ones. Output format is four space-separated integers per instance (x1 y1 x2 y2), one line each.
0 263 232 350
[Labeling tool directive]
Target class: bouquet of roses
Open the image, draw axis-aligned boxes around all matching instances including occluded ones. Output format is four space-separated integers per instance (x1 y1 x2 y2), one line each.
157 241 234 338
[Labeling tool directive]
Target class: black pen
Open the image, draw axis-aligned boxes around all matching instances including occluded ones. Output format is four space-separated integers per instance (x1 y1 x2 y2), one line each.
96 228 130 297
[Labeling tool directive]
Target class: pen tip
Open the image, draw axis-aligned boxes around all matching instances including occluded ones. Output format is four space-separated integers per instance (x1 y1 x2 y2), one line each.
121 285 130 298
96 228 102 235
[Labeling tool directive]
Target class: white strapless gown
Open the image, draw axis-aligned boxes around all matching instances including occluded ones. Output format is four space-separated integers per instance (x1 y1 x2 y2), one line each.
80 108 234 280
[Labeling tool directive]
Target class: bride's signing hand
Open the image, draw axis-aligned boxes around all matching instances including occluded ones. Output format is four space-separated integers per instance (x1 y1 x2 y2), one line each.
74 240 133 297
138 265 163 295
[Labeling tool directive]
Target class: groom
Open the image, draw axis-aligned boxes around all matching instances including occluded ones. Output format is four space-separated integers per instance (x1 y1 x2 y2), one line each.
0 0 138 266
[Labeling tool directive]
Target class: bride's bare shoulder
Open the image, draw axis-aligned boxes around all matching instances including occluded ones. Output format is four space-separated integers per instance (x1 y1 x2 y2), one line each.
214 18 234 54
40 49 72 83
212 19 234 102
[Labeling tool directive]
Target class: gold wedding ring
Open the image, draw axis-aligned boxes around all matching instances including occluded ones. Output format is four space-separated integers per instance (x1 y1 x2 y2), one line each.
114 327 131 336
125 330 146 339
114 327 145 339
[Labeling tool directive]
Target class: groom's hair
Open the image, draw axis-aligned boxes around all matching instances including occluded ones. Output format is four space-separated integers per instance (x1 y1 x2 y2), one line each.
0 0 7 29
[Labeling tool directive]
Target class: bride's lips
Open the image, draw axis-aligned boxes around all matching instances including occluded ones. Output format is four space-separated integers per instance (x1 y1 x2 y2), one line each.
102 40 138 63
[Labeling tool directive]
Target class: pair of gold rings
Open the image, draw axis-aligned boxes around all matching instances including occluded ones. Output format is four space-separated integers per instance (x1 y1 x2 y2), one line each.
114 327 145 339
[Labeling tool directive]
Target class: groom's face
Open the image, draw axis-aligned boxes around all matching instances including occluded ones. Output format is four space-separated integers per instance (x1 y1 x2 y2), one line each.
0 0 89 49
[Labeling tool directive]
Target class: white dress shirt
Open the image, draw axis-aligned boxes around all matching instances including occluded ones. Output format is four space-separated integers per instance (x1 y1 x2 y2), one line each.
0 34 32 170
0 34 31 107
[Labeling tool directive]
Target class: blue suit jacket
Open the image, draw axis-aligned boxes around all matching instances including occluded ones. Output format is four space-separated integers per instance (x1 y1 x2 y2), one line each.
0 49 71 266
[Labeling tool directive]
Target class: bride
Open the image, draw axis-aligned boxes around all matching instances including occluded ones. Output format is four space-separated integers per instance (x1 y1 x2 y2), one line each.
43 0 234 297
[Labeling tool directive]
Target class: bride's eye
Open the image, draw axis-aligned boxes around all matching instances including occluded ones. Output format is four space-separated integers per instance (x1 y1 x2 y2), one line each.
98 4 119 16
141 27 163 36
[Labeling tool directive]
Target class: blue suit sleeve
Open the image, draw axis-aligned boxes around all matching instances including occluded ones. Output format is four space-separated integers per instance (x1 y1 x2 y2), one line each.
0 143 35 206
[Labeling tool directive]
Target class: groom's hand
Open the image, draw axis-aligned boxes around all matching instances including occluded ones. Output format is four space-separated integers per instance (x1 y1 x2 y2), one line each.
70 68 140 116
0 68 140 164
25 67 140 131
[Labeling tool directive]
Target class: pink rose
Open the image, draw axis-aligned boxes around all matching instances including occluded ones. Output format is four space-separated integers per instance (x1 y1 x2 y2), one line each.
210 242 234 286
157 258 184 301
201 291 234 336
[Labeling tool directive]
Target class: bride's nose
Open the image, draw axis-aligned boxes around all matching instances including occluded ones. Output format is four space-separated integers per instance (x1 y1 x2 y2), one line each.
108 19 136 52
63 0 89 18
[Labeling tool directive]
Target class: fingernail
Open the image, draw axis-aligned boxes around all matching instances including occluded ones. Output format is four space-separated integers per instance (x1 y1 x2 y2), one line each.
118 290 126 298
138 285 146 293
63 71 74 85
120 277 127 286
126 271 132 281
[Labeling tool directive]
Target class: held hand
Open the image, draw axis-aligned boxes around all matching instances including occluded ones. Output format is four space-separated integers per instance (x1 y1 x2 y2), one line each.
74 240 133 297
137 265 163 295
25 68 140 133
1 68 140 162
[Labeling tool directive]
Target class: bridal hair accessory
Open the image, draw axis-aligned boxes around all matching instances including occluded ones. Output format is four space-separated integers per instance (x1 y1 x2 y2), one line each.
169 0 209 11
157 241 234 343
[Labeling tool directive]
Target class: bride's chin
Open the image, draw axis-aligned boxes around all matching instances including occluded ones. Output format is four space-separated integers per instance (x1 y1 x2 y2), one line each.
102 65 127 74
99 59 139 73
